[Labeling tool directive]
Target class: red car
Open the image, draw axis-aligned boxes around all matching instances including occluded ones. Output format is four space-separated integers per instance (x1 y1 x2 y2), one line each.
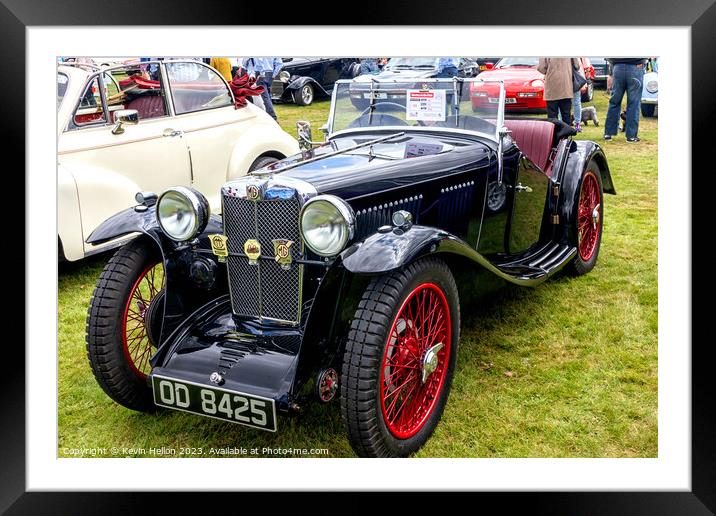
471 57 546 112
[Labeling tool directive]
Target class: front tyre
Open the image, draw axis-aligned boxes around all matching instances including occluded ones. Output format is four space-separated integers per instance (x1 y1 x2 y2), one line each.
292 83 314 106
86 238 164 412
567 161 604 276
340 258 460 457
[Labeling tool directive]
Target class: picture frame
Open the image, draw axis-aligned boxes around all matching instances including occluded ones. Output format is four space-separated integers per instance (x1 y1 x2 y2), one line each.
4 0 711 511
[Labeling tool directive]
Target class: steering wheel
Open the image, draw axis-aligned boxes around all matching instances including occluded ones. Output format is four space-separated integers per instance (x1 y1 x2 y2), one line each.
358 101 405 117
349 101 408 128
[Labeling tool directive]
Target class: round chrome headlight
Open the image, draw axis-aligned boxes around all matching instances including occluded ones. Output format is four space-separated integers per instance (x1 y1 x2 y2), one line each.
300 195 355 257
646 80 658 93
278 70 290 83
156 186 209 242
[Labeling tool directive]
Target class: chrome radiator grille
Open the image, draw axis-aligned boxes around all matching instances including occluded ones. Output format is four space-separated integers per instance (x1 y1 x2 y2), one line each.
223 194 303 323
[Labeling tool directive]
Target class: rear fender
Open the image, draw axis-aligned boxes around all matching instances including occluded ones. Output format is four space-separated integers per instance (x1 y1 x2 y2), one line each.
557 140 615 245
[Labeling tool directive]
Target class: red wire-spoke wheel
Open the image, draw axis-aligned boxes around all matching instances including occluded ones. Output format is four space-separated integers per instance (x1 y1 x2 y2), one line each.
569 163 604 276
380 283 451 439
121 261 165 379
577 171 601 261
341 258 459 457
86 239 163 412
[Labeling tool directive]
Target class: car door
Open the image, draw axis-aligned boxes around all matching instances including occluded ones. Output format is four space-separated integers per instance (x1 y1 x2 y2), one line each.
164 61 257 211
58 70 192 251
507 154 550 254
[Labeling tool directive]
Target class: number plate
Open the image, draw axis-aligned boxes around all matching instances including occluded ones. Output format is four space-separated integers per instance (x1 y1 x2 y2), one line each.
489 97 517 104
152 375 277 432
364 92 388 99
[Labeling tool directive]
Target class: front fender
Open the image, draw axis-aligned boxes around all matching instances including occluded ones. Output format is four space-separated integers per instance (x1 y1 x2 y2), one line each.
286 76 328 96
341 225 540 286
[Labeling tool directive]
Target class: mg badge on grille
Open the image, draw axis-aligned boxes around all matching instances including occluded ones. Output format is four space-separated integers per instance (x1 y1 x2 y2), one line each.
209 234 228 262
246 184 262 201
272 239 294 269
244 239 261 265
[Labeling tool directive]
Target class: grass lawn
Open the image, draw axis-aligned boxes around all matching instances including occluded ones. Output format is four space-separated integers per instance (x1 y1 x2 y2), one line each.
57 87 657 458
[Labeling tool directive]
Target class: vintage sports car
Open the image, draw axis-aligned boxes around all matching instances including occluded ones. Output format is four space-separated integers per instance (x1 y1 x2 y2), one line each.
362 57 479 79
271 57 361 106
641 58 658 117
85 78 615 457
471 57 593 113
58 60 299 261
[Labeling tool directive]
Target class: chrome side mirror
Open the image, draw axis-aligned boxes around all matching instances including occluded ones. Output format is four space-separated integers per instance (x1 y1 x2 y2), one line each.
297 120 320 151
112 109 139 135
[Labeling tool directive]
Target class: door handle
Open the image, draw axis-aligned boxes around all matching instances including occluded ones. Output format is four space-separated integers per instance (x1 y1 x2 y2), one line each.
162 128 183 137
515 183 533 193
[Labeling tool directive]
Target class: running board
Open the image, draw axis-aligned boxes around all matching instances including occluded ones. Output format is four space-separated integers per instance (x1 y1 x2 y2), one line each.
495 243 577 282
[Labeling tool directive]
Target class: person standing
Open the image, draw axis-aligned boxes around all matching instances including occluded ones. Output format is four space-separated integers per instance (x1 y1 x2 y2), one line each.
437 57 460 78
603 58 647 142
243 57 283 121
572 58 590 132
537 57 580 123
210 57 233 82
360 58 380 75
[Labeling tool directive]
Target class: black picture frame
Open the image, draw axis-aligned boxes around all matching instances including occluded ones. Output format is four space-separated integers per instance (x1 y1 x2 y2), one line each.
3 0 711 512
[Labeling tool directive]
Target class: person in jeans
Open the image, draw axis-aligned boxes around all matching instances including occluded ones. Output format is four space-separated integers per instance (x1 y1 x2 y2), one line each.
437 57 460 78
360 58 380 75
538 57 580 123
243 57 283 121
572 58 591 132
604 58 647 142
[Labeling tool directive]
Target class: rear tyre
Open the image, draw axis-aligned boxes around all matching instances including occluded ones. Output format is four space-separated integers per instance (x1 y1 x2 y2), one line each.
292 83 314 106
340 258 460 457
567 160 604 276
86 238 164 412
580 81 594 102
641 103 656 117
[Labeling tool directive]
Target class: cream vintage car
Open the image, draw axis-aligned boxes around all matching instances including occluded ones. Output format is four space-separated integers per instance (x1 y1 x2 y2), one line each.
58 60 299 261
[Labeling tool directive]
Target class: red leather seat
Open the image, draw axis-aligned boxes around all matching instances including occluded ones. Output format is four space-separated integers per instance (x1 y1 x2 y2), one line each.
503 119 555 172
125 95 166 120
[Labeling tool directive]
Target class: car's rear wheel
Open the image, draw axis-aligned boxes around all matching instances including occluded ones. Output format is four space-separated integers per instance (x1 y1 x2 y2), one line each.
340 257 460 457
86 238 164 412
292 83 314 106
567 161 604 276
641 103 656 117
580 81 594 102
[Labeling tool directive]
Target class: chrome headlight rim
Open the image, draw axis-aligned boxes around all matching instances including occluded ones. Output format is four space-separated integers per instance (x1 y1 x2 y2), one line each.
156 186 210 242
278 70 291 83
299 195 355 257
646 80 658 94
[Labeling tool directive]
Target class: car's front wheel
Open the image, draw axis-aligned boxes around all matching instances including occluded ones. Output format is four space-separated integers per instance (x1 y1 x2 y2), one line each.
340 258 460 457
86 238 164 412
292 83 314 106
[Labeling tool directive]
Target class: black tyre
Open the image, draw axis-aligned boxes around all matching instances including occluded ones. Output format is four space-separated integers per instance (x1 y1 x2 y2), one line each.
292 83 314 106
86 238 165 412
641 103 656 117
567 160 604 276
580 81 594 102
340 257 460 457
249 155 279 173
